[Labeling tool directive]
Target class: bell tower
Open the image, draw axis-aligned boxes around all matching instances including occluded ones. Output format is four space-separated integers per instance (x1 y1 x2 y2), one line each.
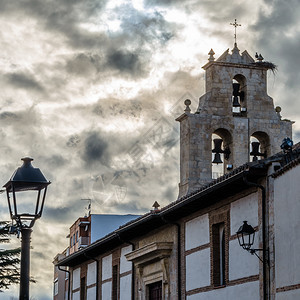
176 43 293 198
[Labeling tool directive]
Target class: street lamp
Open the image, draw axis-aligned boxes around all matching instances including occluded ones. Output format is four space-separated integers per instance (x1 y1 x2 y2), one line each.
236 220 268 262
4 157 51 300
236 221 255 251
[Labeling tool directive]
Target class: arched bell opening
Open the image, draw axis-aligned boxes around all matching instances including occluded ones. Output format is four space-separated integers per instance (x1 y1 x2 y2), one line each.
250 132 270 162
232 74 247 114
212 129 232 179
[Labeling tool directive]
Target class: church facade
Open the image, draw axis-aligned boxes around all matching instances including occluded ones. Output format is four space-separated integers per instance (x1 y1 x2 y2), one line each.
54 44 299 300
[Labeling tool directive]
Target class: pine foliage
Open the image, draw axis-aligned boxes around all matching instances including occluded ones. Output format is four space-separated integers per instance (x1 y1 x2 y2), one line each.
0 221 20 291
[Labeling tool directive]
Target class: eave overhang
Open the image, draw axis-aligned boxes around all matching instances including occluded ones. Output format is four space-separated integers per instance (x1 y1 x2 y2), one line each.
56 163 267 268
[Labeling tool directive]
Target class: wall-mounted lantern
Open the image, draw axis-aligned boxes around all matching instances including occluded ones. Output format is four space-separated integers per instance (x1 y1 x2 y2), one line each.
236 221 268 264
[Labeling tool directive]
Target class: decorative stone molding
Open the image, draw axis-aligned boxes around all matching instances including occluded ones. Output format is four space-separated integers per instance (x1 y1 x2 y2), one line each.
125 242 173 267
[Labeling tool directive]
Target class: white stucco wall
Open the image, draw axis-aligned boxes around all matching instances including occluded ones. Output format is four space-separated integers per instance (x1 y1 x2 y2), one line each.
120 274 132 300
86 286 96 300
229 239 259 280
185 214 209 251
102 254 112 280
186 280 259 300
72 268 80 290
230 193 258 236
72 291 80 300
186 247 210 291
102 281 112 299
120 245 132 274
87 261 97 286
274 165 300 290
276 289 300 300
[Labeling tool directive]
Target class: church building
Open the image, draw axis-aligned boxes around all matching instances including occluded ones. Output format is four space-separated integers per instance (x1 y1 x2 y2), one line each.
54 40 300 300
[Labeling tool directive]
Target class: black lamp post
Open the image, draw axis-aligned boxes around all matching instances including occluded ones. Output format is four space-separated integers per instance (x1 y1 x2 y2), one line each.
4 157 51 300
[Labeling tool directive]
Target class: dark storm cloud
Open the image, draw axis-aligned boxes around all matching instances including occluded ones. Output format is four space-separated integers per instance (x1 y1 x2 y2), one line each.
0 0 108 49
250 0 300 115
80 128 139 169
0 112 18 120
4 72 44 92
107 50 143 75
81 131 109 165
253 0 299 32
118 7 175 46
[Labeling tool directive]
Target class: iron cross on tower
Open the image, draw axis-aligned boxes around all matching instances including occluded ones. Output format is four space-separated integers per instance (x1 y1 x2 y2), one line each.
230 19 241 45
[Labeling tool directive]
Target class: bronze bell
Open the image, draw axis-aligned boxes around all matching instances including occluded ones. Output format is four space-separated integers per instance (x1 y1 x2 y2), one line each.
232 82 241 107
212 139 223 164
232 96 240 107
250 141 265 161
232 82 240 94
212 138 223 153
212 152 223 164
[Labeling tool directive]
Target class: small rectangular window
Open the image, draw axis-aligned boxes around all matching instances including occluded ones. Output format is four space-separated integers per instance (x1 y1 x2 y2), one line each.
112 265 118 300
53 279 58 295
212 222 226 286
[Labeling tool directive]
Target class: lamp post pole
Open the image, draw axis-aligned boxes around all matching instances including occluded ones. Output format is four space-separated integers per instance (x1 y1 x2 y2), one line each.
20 227 32 300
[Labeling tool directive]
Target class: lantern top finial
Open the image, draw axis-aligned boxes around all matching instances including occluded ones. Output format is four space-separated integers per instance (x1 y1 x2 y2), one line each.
21 157 34 165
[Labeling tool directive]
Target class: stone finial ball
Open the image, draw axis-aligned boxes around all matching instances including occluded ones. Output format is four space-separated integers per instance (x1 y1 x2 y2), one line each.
184 99 191 106
275 106 281 113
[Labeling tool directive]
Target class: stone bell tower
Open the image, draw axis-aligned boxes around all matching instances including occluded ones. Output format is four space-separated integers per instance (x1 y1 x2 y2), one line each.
176 43 293 198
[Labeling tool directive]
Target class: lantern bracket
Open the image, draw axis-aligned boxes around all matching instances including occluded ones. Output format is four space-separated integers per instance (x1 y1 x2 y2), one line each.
247 248 269 265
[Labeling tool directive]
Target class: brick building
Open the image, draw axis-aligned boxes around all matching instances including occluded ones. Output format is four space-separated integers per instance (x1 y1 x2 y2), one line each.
54 43 300 300
53 214 140 300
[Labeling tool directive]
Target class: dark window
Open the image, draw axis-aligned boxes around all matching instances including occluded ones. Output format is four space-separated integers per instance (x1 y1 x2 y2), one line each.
148 281 162 300
212 222 226 286
112 265 118 300
80 277 86 300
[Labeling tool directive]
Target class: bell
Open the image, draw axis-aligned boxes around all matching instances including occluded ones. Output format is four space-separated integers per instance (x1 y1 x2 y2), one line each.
212 139 223 164
212 152 223 164
212 138 223 153
232 96 240 107
250 141 261 161
232 82 240 94
232 82 241 107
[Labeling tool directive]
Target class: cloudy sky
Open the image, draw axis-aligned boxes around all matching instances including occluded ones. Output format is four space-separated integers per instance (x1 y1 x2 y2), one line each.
0 0 299 298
